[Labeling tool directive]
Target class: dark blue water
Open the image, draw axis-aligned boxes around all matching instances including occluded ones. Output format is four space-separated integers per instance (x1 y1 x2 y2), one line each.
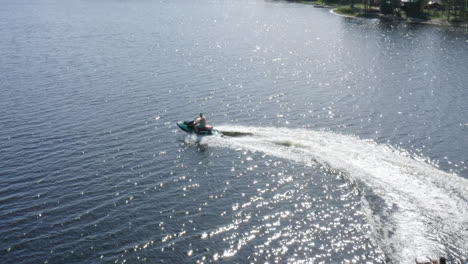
1 0 467 263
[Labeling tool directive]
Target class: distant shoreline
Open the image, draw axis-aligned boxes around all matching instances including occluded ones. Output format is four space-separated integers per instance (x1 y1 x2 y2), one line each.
330 7 466 28
289 0 468 28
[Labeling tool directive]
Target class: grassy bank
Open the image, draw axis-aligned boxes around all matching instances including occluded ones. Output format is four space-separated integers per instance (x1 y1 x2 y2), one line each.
295 0 322 4
334 4 368 17
290 0 336 7
290 1 373 17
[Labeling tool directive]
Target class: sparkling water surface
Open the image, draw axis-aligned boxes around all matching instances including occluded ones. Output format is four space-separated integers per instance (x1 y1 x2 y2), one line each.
1 0 467 263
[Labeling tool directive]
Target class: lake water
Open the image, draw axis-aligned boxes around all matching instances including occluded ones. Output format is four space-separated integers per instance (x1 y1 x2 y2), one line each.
1 0 467 263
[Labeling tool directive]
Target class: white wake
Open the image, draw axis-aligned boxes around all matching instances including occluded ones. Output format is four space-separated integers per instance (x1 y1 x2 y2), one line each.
202 125 468 263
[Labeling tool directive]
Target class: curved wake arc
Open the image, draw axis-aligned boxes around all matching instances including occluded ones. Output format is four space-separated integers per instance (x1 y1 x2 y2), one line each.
203 125 468 263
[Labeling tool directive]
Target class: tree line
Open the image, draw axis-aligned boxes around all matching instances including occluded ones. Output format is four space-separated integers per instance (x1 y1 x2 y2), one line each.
294 0 468 22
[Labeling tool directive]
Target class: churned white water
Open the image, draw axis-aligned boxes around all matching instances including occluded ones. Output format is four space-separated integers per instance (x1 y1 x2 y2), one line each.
205 125 468 263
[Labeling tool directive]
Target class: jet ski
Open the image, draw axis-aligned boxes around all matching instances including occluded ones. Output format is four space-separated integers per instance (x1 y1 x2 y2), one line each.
177 121 222 136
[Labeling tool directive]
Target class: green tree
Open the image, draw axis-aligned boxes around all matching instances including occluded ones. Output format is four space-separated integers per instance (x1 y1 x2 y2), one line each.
381 0 402 15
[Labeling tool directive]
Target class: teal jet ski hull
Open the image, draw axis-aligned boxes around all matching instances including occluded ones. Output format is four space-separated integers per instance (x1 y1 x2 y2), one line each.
177 121 222 136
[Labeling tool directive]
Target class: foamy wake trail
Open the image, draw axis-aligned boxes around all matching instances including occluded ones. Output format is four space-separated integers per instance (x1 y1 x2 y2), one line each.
203 125 468 263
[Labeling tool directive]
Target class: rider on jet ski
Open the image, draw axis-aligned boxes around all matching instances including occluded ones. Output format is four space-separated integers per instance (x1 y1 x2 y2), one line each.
193 113 207 133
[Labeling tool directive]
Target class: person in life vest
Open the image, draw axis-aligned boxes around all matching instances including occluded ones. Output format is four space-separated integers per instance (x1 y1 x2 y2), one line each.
193 113 207 133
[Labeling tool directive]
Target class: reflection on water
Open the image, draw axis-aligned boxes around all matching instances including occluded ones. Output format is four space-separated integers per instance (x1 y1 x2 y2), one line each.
206 126 468 263
0 0 467 263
